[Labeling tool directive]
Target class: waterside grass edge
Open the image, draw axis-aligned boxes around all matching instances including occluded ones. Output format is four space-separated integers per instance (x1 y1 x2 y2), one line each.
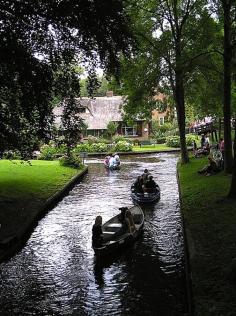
178 157 236 316
0 160 88 263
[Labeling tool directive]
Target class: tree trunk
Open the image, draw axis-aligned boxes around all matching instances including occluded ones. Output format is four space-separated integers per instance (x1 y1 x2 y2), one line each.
218 117 222 140
228 120 236 197
175 71 189 163
223 0 233 173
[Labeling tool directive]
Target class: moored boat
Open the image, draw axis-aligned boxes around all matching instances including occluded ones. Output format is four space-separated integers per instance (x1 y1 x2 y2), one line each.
92 205 144 256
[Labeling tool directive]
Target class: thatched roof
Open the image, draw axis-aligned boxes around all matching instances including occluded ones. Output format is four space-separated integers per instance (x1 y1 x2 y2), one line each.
53 96 125 130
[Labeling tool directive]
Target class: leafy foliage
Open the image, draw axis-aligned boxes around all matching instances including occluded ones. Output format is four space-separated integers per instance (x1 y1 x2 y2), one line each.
107 121 119 138
166 135 198 148
0 0 135 155
59 154 82 169
113 141 132 152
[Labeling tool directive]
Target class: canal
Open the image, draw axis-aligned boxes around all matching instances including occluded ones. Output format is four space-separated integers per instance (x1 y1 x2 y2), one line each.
0 153 188 316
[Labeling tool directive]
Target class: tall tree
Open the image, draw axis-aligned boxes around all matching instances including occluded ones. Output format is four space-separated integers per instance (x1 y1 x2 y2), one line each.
120 0 219 163
221 0 234 173
0 0 135 155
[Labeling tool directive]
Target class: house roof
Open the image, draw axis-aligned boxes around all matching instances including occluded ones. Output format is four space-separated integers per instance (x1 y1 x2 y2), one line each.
54 96 125 130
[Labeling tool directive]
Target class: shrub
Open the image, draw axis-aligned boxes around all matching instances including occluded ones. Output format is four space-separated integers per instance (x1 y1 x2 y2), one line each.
73 143 91 153
155 137 166 144
2 150 22 160
166 136 181 147
166 134 198 147
87 135 99 144
113 141 132 152
112 135 126 143
38 144 66 160
59 154 82 168
90 143 109 152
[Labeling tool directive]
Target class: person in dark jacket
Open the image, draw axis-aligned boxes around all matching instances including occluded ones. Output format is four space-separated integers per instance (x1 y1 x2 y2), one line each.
132 176 144 193
144 175 158 192
92 216 104 247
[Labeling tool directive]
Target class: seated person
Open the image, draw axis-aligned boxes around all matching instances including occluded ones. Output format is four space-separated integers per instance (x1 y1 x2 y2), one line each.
92 216 104 247
125 210 136 234
143 175 158 193
115 207 136 237
118 206 128 224
104 155 111 167
114 153 121 166
142 169 150 184
132 176 144 193
194 143 210 158
109 155 118 168
198 156 220 176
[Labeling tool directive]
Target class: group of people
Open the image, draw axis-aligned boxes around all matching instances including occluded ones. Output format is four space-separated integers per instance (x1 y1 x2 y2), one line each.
132 169 158 194
104 153 120 169
197 137 225 176
92 207 136 248
192 134 211 157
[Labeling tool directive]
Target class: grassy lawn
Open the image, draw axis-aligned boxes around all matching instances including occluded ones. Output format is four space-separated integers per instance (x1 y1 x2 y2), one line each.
178 158 236 316
0 160 81 200
132 144 177 152
0 160 85 240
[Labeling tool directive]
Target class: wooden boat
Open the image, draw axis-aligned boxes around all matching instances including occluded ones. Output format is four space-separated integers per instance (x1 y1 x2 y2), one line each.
131 185 160 204
104 163 120 170
92 205 144 256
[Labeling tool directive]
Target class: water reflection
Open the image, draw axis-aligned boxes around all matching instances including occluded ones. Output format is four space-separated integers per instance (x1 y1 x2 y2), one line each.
0 153 187 315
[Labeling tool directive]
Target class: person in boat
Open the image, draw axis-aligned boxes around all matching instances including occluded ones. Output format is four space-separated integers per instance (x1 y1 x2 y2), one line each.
132 176 144 193
143 175 159 193
125 210 136 234
104 155 111 167
116 207 136 236
92 216 104 248
109 154 118 169
114 153 121 166
142 169 150 185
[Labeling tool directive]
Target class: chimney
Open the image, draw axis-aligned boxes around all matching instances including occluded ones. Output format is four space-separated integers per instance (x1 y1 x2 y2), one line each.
106 91 113 97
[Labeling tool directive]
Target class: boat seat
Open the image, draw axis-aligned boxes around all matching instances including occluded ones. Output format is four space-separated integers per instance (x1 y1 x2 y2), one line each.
103 231 114 235
107 223 122 228
104 223 122 232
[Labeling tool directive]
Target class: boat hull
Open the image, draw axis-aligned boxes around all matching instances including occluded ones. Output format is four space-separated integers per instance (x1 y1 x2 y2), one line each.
131 186 160 204
92 205 144 256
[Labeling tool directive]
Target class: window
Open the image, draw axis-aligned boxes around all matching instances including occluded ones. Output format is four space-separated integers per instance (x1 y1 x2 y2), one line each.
122 124 137 136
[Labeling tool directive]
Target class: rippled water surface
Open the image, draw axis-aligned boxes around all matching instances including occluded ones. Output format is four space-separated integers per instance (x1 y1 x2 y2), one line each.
0 153 187 315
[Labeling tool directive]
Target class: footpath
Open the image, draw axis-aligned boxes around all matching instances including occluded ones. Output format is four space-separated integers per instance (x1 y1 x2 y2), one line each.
178 157 236 316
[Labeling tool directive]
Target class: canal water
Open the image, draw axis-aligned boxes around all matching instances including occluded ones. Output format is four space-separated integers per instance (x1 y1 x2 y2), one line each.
0 153 188 316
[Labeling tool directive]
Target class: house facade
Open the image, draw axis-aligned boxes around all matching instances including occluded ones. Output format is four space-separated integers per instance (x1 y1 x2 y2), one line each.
53 91 168 139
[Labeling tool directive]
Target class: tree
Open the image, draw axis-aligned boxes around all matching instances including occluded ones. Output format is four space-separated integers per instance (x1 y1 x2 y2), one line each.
0 0 135 155
120 0 220 163
221 0 234 173
107 121 119 139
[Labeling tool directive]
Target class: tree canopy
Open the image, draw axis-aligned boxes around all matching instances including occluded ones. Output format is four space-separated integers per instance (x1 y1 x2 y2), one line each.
0 0 135 155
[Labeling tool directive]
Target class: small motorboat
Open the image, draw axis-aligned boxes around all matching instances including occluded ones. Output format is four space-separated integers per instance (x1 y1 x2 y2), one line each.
131 185 160 204
92 205 144 256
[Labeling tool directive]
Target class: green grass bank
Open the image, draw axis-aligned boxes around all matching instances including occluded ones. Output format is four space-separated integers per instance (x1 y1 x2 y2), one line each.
0 160 86 249
132 144 177 152
178 158 236 316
